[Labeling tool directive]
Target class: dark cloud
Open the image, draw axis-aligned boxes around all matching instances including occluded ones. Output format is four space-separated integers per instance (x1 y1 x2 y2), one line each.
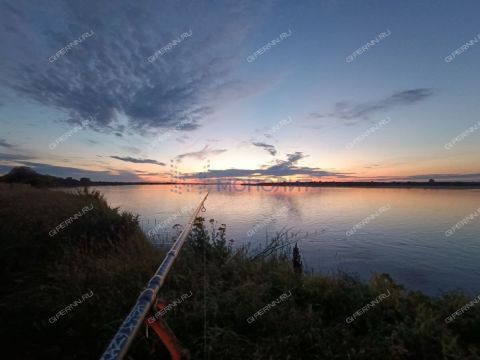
185 167 344 179
0 0 268 134
0 152 32 161
252 142 277 155
174 119 200 131
265 152 307 173
0 161 142 182
175 145 227 162
183 151 348 179
0 139 15 148
312 88 435 122
110 156 165 166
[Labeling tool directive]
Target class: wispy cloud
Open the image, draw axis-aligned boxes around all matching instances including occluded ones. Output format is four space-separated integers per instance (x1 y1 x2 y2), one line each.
110 156 165 166
0 0 269 135
175 145 227 162
405 172 480 181
312 88 435 122
252 142 277 155
0 152 32 161
0 139 15 149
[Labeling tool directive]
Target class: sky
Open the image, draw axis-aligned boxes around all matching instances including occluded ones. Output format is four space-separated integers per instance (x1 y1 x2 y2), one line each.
0 0 479 182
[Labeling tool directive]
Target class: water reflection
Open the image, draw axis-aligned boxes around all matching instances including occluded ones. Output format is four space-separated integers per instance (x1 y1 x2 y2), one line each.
91 185 480 296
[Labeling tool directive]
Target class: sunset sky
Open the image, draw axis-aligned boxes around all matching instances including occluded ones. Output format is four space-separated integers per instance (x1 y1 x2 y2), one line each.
1 0 479 182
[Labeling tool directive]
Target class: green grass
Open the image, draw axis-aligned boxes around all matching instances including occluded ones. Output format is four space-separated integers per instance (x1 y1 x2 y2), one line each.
0 184 479 359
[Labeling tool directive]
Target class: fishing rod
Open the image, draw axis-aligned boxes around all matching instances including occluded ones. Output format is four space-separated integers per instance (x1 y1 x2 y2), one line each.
100 192 209 360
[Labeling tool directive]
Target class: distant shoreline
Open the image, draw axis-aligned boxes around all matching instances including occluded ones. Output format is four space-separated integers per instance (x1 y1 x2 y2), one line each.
242 181 480 189
3 167 480 189
79 181 480 189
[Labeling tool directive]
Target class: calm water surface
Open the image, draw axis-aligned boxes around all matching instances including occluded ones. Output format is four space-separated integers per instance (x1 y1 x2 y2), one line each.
90 185 480 296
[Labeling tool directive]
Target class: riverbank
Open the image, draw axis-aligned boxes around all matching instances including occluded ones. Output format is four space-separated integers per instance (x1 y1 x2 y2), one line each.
0 184 479 359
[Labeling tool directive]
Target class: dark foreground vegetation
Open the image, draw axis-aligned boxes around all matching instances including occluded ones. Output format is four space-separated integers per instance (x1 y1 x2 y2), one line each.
0 184 479 359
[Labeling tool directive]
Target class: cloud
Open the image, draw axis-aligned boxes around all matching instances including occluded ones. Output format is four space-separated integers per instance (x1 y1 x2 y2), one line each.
183 151 349 179
0 0 269 134
110 156 165 166
0 161 143 182
185 167 345 179
121 146 142 155
175 145 227 162
404 172 480 181
0 152 32 161
252 142 277 155
0 150 160 180
0 139 15 148
133 170 168 176
278 152 306 165
259 152 308 172
312 88 435 122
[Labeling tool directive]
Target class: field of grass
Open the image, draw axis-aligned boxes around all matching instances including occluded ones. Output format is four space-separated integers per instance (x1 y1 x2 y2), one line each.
0 184 479 359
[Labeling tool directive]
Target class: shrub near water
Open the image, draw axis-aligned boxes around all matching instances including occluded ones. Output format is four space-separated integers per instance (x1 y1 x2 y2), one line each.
0 184 479 359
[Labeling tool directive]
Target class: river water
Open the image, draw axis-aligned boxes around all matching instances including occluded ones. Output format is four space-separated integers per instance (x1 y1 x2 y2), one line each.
90 184 480 296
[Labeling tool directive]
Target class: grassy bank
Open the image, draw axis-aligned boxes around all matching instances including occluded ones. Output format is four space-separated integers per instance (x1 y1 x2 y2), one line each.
0 184 479 359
